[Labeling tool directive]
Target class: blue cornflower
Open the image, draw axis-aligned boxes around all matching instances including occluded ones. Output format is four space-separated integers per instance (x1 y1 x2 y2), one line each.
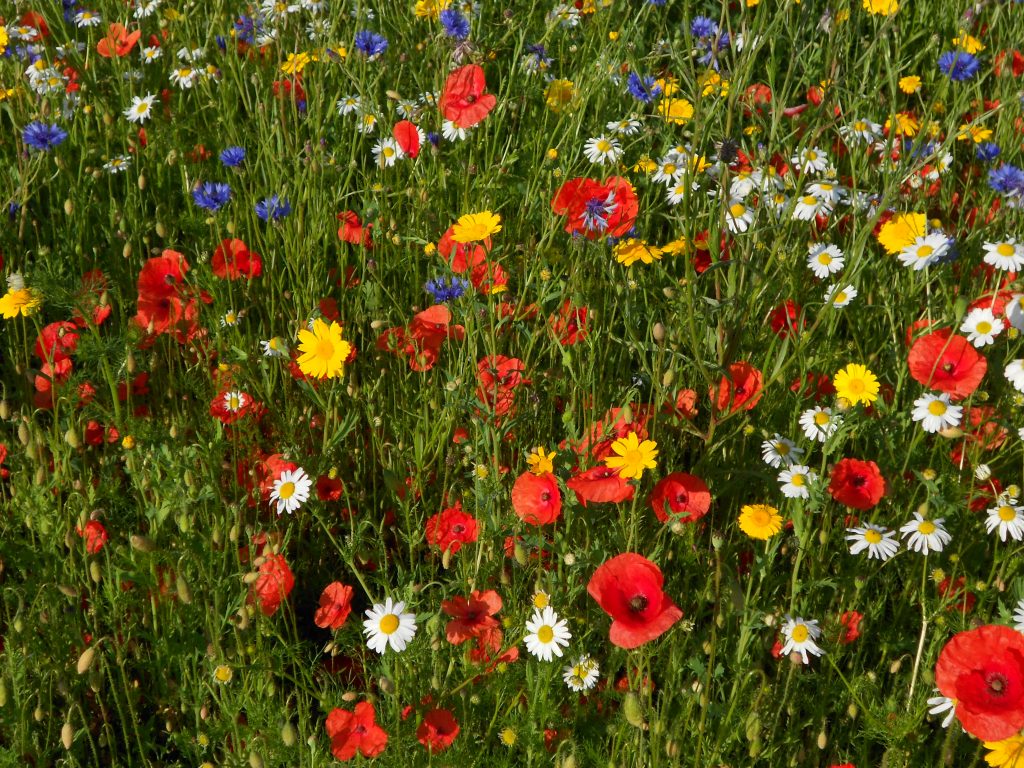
626 72 661 104
23 122 68 152
354 30 388 59
233 15 259 45
938 50 981 81
989 164 1024 195
582 191 618 233
220 146 246 167
255 195 291 222
426 131 441 146
439 8 470 40
976 142 1001 162
690 16 718 38
192 182 232 212
425 276 469 303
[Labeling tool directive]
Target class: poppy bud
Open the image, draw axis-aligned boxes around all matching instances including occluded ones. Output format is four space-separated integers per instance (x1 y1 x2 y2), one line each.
653 323 666 343
62 721 74 750
131 535 156 552
513 542 527 566
623 692 644 727
77 646 97 674
281 722 297 747
137 175 146 191
64 199 74 215
17 422 30 445
0 680 6 707
662 370 674 387
89 561 102 583
123 243 132 259
745 712 760 741
58 584 77 597
176 575 192 604
0 400 8 420
65 428 80 448
817 728 827 749
155 221 167 238
379 676 395 695
249 751 263 768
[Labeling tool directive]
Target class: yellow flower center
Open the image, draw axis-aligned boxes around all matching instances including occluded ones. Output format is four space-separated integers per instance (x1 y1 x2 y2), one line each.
805 150 817 161
790 625 809 643
817 253 833 265
802 195 817 205
316 338 336 359
999 506 1017 522
998 243 1015 257
928 400 947 416
790 474 805 487
729 203 746 217
845 378 865 395
917 521 936 535
214 665 232 683
864 529 882 544
775 442 790 455
916 245 934 258
814 412 830 426
976 321 992 334
537 625 554 644
277 481 295 500
664 163 676 175
834 292 847 303
379 614 400 634
228 394 241 410
596 139 612 153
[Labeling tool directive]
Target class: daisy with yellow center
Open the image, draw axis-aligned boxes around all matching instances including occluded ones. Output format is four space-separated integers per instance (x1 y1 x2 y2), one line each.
451 211 502 243
270 467 312 515
524 606 571 661
738 504 783 540
833 363 880 406
604 431 658 480
212 664 233 684
363 597 418 654
526 447 556 475
296 318 351 379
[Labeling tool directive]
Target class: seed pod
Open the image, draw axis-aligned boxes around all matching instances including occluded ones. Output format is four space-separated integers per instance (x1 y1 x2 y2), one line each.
817 728 827 749
64 199 74 215
249 751 263 768
281 722 297 747
341 691 358 702
176 575 192 604
662 369 675 387
130 535 156 553
89 561 102 583
623 692 644 727
65 428 80 448
378 677 395 695
0 400 9 419
77 646 97 674
889 658 902 675
61 721 74 750
123 243 132 259
137 175 146 191
17 423 30 445
155 222 167 238
653 323 666 343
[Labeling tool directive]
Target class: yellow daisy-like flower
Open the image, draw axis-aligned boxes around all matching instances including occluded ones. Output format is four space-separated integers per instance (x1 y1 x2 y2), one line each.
526 447 556 475
614 239 663 267
885 111 919 137
0 26 8 56
957 123 993 144
544 79 577 113
281 52 311 75
604 431 658 480
833 363 880 406
657 97 694 125
738 504 783 540
877 212 926 255
862 0 898 16
983 734 1024 768
296 319 351 380
451 211 502 244
0 287 43 319
414 0 452 17
953 31 984 55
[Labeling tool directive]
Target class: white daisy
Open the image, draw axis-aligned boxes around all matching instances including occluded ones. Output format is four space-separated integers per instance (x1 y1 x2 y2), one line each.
135 0 162 19
140 46 162 63
524 606 571 661
562 655 600 691
1012 597 1024 631
807 243 845 279
260 337 289 358
223 391 248 412
986 502 1024 542
652 156 684 186
899 513 951 555
761 434 803 468
982 239 1024 271
270 467 311 515
103 155 132 174
74 10 103 27
606 117 641 136
221 309 240 327
583 135 622 165
396 99 419 119
897 233 949 270
169 66 199 89
371 138 404 168
356 113 378 135
725 198 755 233
806 181 847 207
767 191 790 217
799 407 840 442
1004 294 1024 331
927 693 956 728
840 118 882 145
792 193 831 222
845 524 900 561
123 93 156 124
666 183 689 206
1005 359 1024 393
363 597 418 654
824 284 857 308
729 169 760 199
960 307 1004 348
779 615 824 664
792 147 829 175
910 393 963 433
441 119 468 142
779 465 815 499
336 95 361 115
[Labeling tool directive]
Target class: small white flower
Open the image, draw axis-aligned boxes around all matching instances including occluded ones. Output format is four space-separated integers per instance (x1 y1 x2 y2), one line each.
123 93 156 124
807 243 845 279
897 233 949 270
336 95 361 115
1012 597 1024 632
983 239 1024 271
779 615 824 664
800 407 840 442
75 10 103 28
845 524 900 561
1005 359 1024 393
779 465 815 499
986 502 1024 542
524 607 571 662
910 393 963 433
791 193 831 221
725 198 755 233
960 307 1003 348
371 138 404 168
583 135 622 165
260 337 289 358
606 117 641 136
792 147 829 175
761 434 803 468
270 467 311 515
899 513 951 555
223 391 249 413
562 655 600 691
840 118 882 145
927 693 956 728
824 284 857 308
441 119 468 142
363 597 418 654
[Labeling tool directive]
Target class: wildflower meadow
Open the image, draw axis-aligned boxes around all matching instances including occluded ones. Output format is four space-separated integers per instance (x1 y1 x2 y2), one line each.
5 0 1024 765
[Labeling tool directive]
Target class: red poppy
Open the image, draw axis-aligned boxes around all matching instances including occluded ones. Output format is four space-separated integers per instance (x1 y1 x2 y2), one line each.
250 553 295 617
790 371 836 401
935 624 1024 741
938 576 976 613
439 64 496 128
417 708 460 753
438 226 491 271
425 502 478 554
316 475 344 502
907 329 987 400
441 590 501 645
950 406 1009 466
768 300 804 339
393 120 421 158
34 321 79 363
211 238 263 279
587 553 683 649
828 458 886 510
649 473 711 524
662 389 699 420
97 23 141 58
510 471 562 525
476 355 527 416
550 176 638 239
569 405 651 462
549 301 589 345
325 701 388 761
137 250 189 299
77 520 108 554
711 361 763 414
566 466 635 506
837 611 862 644
337 210 373 247
377 305 465 372
314 582 354 630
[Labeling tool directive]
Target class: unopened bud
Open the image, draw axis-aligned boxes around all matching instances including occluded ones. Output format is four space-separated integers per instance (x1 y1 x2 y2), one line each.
77 646 97 674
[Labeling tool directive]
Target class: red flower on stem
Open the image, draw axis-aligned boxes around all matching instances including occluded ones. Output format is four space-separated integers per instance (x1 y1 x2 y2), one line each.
587 553 683 649
550 176 638 239
828 458 886 510
250 553 295 617
711 361 763 414
441 590 502 645
566 466 634 506
439 64 496 128
510 471 562 525
649 473 711 524
325 701 388 761
907 329 987 400
416 708 459 753
314 582 354 630
424 502 478 554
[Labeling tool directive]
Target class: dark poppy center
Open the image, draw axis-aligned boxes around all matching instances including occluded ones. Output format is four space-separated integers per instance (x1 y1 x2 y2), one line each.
452 524 465 534
850 474 866 488
465 94 476 104
629 595 648 613
354 724 367 735
735 385 746 395
541 492 550 502
987 672 1008 696
942 362 955 374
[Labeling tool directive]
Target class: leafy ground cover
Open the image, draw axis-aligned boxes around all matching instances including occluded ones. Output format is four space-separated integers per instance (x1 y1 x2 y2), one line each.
3 0 1024 766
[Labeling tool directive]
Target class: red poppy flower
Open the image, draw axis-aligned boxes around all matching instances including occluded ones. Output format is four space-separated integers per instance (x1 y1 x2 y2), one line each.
439 64 496 128
393 120 421 158
438 226 491 271
549 301 589 345
935 624 1024 741
325 701 388 761
377 305 465 372
417 708 459 753
511 471 562 525
441 590 501 645
662 389 699 420
97 23 141 58
649 473 711 524
587 553 683 649
768 300 804 339
425 502 478 554
550 176 638 239
211 238 262 279
250 553 295 617
137 250 189 299
77 520 108 554
314 582 354 630
566 466 635 506
711 361 763 414
828 458 886 510
790 371 836 401
838 611 862 645
907 329 987 400
337 210 373 247
938 576 976 613
476 355 527 416
34 321 79 363
950 405 1009 466
316 475 344 502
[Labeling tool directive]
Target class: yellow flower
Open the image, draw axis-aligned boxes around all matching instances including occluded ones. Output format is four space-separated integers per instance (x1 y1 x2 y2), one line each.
614 239 663 267
862 0 898 15
654 77 679 97
0 26 8 55
657 97 694 125
532 590 550 610
296 319 351 379
423 242 437 255
121 435 136 450
632 156 658 174
885 111 919 136
499 727 518 747
833 363 880 407
984 735 1024 767
414 0 452 18
738 504 783 540
212 664 233 684
451 211 501 243
281 52 311 75
604 431 658 480
0 288 43 319
544 79 577 113
661 238 690 255
953 31 985 54
877 212 926 254
957 123 993 143
526 447 555 475
546 148 559 161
